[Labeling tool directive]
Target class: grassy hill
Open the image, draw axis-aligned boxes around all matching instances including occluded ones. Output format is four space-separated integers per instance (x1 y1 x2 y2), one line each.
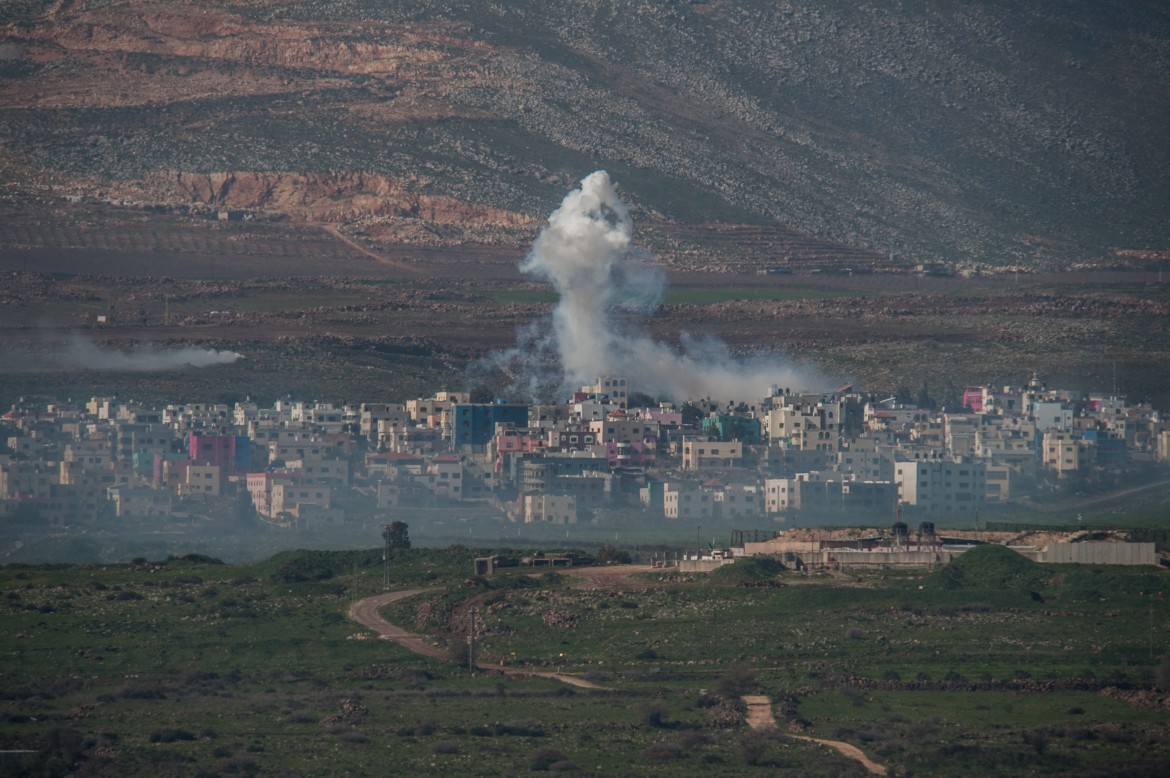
3 547 1169 774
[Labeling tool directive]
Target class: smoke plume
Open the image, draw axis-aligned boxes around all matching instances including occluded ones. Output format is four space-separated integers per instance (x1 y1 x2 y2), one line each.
483 170 824 402
1 335 242 372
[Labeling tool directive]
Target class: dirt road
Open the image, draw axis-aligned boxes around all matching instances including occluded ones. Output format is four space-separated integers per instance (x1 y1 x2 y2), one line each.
349 571 886 769
742 694 887 776
347 587 609 689
346 588 448 660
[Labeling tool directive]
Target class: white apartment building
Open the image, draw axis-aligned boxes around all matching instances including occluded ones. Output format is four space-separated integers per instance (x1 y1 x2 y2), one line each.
893 458 986 513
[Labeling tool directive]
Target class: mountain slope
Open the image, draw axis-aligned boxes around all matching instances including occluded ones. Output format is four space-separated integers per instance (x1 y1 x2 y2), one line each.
1 0 1168 267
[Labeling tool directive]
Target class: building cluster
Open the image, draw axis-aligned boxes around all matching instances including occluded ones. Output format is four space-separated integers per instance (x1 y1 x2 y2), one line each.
2 374 1168 529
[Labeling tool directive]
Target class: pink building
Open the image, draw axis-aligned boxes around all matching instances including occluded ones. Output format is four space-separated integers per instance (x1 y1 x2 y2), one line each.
492 428 546 473
188 433 251 473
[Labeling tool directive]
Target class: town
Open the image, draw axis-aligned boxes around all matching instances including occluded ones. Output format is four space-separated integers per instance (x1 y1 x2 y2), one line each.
3 373 1168 541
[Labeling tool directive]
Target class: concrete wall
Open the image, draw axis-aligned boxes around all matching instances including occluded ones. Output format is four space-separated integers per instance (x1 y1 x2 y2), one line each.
1041 542 1156 566
678 558 735 573
820 550 953 569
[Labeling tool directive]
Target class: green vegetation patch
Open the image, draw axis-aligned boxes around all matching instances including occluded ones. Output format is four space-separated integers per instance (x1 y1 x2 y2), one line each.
707 556 785 584
923 544 1045 592
3 546 1170 775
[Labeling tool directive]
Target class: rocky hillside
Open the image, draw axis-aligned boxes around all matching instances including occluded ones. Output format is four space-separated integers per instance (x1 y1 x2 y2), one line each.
1 0 1168 267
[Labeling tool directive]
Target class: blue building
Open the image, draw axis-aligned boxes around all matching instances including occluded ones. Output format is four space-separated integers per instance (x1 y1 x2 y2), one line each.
452 402 529 448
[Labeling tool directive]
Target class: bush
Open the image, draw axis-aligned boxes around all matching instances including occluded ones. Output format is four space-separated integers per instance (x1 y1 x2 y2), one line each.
596 544 632 564
716 663 757 697
496 720 544 737
740 729 777 766
149 728 196 743
641 703 672 729
676 730 710 750
643 742 683 760
529 747 569 771
1156 652 1170 692
432 740 460 754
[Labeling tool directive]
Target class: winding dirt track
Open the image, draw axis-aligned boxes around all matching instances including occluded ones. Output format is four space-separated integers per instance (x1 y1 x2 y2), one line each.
348 567 886 773
346 588 448 659
743 694 887 776
346 583 611 689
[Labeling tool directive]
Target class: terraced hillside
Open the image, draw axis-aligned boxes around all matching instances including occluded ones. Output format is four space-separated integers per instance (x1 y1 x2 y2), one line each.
1 0 1168 268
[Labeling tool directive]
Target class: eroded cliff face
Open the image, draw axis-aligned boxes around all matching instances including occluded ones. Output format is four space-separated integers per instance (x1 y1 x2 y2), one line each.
2 0 1167 266
0 2 535 246
151 170 535 229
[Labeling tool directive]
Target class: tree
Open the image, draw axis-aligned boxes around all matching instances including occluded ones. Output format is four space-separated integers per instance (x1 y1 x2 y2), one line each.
235 486 257 525
681 402 706 426
595 544 632 564
384 520 411 551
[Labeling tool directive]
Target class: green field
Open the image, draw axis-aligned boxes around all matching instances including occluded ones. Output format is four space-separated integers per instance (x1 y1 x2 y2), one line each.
2 545 1169 775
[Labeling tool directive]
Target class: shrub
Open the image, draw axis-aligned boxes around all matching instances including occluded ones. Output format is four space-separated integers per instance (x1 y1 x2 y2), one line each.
1022 730 1049 755
530 747 569 771
676 730 710 750
641 703 672 729
740 729 777 766
432 740 460 754
496 720 544 737
716 663 757 697
219 756 259 776
1156 652 1170 692
149 728 196 743
643 742 683 760
596 544 632 564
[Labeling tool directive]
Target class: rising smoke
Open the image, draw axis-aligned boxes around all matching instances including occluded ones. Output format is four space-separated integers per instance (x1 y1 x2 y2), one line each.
481 171 825 403
0 335 242 372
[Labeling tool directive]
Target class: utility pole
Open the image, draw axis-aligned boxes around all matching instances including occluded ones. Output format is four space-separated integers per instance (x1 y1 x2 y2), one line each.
381 523 392 591
468 608 477 672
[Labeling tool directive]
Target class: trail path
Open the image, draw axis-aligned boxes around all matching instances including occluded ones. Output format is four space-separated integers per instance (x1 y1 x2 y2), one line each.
350 571 887 770
742 694 887 776
347 587 608 689
317 224 421 273
346 589 447 659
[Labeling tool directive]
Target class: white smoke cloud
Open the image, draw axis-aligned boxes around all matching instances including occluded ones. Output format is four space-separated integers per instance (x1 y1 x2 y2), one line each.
483 170 826 403
1 335 242 372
